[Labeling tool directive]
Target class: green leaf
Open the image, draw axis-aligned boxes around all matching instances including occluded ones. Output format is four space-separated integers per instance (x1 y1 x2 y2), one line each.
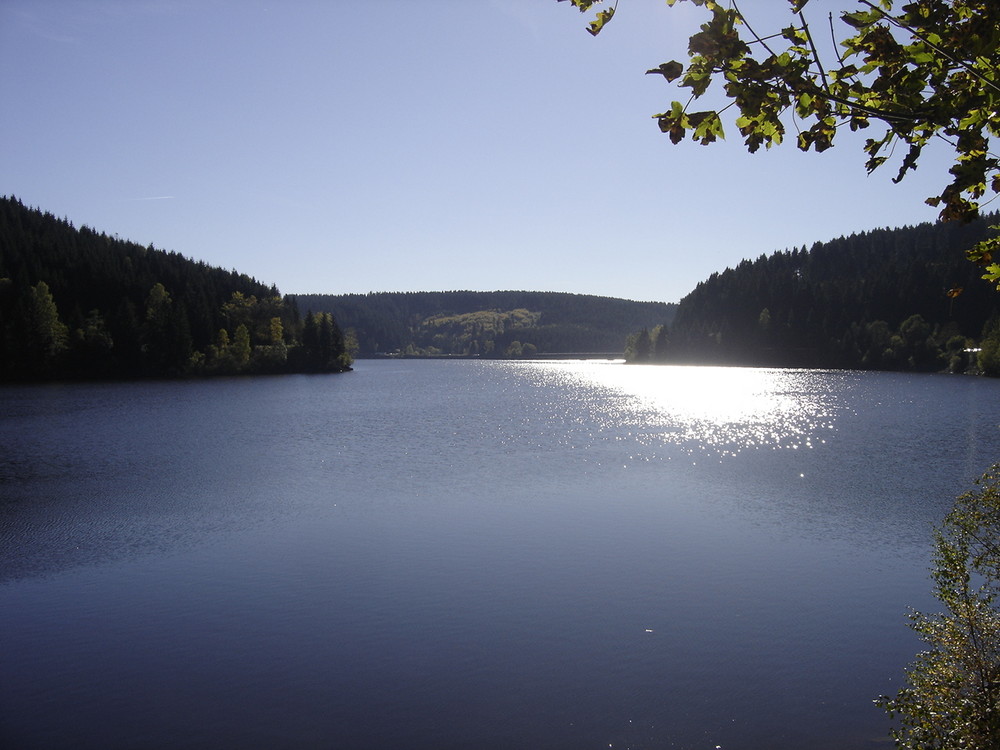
781 25 808 45
981 263 1000 287
587 6 615 36
689 111 725 143
841 11 877 29
558 0 600 12
646 61 684 82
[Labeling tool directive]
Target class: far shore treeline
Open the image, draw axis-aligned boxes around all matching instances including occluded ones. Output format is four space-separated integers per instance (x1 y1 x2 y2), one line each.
624 215 1000 375
295 291 676 358
7 192 1000 382
0 196 351 381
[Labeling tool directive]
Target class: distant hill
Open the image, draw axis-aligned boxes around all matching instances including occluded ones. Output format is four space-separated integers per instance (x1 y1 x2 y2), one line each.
294 291 676 357
0 196 350 380
626 214 1000 372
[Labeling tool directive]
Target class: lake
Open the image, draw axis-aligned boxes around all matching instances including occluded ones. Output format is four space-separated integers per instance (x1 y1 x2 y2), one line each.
2 360 1000 749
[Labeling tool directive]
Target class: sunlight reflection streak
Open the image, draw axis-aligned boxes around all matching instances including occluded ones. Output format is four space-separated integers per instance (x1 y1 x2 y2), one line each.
517 361 844 459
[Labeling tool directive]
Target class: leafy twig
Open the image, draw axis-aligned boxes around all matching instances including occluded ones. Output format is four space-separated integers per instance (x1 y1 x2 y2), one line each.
829 12 846 65
858 0 1000 95
732 1 777 58
799 11 830 94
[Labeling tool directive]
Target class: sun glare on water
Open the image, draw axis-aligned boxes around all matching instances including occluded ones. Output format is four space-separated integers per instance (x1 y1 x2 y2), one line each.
522 361 842 458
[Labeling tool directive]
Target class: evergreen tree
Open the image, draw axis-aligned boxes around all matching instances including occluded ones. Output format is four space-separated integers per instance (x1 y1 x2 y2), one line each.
625 328 652 363
232 324 251 368
26 281 68 376
141 282 176 373
69 309 115 377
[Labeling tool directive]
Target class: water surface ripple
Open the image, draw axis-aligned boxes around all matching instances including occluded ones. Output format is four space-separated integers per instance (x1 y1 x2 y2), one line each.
2 360 1000 750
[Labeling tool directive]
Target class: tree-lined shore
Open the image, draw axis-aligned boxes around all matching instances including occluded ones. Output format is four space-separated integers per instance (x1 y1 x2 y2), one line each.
624 215 1000 375
0 196 351 381
296 291 675 358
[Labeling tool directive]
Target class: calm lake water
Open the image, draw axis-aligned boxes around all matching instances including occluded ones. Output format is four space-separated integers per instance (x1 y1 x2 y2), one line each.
2 360 1000 749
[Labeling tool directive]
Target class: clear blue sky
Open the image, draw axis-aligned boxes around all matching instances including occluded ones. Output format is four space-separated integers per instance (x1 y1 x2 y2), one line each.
1 0 953 303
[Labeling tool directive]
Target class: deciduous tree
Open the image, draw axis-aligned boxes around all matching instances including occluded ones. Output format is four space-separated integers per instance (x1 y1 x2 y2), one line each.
878 466 1000 748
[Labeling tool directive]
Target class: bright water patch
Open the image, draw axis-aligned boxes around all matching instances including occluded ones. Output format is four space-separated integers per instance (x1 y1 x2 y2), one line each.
505 361 845 459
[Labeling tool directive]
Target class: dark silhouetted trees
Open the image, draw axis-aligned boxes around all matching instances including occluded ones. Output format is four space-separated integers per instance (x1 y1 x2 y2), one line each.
625 215 1000 373
0 196 350 380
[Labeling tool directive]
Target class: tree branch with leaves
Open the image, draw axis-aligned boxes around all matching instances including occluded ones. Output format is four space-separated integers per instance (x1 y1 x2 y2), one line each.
558 0 1000 285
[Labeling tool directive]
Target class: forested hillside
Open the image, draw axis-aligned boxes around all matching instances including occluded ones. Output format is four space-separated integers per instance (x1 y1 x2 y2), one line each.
0 196 350 380
295 291 676 357
626 215 1000 373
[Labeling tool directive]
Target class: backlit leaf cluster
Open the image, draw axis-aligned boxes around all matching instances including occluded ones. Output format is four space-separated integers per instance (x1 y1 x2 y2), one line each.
561 0 1000 282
